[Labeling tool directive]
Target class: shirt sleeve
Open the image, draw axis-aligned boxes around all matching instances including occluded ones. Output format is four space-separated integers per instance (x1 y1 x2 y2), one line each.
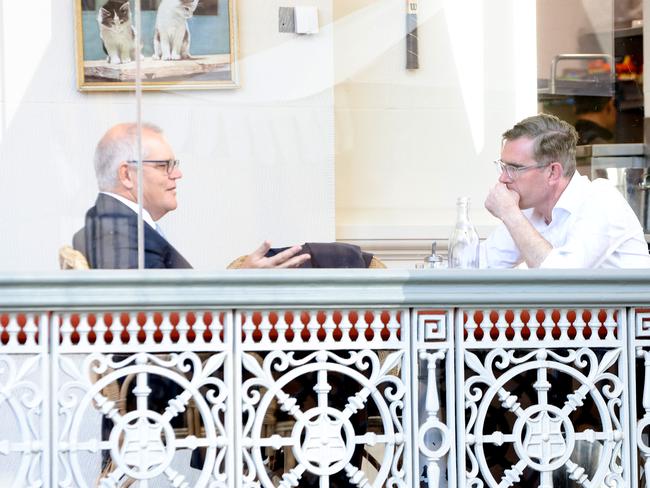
481 224 522 268
539 190 646 268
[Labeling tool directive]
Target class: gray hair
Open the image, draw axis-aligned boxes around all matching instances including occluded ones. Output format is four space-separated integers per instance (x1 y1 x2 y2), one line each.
94 122 164 191
502 114 578 177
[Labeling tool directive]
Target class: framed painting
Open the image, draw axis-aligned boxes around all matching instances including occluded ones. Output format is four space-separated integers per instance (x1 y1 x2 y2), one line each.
74 0 238 91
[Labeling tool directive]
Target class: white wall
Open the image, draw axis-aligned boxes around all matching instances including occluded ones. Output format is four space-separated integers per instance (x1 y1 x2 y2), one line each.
0 0 335 271
334 0 538 246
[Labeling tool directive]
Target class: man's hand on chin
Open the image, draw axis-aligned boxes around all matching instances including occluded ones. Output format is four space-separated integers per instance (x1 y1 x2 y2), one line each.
485 183 521 220
240 240 311 269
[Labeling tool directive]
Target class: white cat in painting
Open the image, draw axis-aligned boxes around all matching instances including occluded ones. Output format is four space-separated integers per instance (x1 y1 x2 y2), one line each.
152 0 200 61
97 0 137 64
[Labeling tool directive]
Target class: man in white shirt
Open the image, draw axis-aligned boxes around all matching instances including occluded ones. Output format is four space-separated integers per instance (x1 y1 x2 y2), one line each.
482 113 650 268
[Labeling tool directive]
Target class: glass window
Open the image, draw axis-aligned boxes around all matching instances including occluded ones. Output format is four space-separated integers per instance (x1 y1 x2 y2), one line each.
0 0 645 271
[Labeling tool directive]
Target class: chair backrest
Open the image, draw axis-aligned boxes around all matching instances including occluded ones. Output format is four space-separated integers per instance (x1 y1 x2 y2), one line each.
226 255 248 269
58 245 90 270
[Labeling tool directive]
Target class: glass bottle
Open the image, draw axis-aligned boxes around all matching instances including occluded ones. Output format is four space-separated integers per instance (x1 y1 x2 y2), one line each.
448 197 479 268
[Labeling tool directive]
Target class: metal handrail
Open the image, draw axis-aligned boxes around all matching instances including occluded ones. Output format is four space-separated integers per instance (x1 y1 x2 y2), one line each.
549 53 614 94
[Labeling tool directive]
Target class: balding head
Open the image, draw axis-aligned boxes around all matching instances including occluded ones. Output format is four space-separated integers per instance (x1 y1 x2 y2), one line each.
94 122 164 191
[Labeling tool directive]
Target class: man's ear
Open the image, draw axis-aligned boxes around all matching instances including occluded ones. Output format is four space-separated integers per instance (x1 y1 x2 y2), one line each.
117 162 135 189
548 161 565 182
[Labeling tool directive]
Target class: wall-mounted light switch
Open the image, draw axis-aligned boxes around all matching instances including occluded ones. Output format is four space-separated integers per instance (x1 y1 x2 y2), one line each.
279 6 318 34
279 7 296 33
295 6 319 34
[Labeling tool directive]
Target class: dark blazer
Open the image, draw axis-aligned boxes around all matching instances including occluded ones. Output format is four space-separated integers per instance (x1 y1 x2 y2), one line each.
74 193 192 269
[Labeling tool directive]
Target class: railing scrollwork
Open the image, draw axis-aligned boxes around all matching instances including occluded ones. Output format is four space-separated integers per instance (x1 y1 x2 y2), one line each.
1 271 650 486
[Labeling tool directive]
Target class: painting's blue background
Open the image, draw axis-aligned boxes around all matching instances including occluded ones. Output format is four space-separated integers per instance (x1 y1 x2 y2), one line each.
83 1 230 60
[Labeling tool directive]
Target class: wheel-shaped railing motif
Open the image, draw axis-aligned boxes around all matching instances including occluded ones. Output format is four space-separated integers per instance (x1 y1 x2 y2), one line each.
57 352 229 487
241 349 407 487
464 348 624 487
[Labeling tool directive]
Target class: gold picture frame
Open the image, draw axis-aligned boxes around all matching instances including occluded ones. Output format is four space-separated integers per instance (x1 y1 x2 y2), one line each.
74 0 238 91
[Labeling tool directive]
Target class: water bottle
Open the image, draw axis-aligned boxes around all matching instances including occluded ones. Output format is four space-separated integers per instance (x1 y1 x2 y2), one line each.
448 197 479 268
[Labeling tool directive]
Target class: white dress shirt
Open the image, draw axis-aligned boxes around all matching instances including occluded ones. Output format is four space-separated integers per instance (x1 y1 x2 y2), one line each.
481 173 650 268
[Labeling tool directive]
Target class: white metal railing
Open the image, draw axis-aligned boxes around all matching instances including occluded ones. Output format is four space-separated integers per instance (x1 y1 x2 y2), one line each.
1 269 650 487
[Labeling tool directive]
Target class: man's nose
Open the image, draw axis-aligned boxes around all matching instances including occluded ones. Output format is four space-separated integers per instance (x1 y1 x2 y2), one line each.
498 171 511 184
170 167 183 179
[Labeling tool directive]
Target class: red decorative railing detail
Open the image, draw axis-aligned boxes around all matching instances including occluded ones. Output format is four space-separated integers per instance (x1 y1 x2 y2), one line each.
463 308 618 343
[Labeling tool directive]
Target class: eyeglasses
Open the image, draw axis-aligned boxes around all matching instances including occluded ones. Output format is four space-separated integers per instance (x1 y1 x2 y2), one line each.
493 159 549 180
127 159 180 175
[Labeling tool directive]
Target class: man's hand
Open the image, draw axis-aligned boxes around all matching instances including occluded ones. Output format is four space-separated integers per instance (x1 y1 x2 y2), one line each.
240 241 311 269
485 183 520 220
485 183 553 268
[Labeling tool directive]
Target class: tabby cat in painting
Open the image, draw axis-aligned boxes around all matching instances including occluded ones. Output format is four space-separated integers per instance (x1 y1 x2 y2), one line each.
152 0 199 61
97 0 136 64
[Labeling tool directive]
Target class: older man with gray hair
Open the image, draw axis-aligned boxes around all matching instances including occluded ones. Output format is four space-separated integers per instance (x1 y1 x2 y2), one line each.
75 122 309 269
482 113 650 268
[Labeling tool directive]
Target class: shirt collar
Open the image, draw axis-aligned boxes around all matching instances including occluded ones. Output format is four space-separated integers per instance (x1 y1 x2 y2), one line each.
101 191 157 229
552 172 589 217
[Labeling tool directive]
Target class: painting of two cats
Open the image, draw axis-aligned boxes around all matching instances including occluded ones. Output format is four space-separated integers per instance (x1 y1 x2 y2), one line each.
75 0 237 90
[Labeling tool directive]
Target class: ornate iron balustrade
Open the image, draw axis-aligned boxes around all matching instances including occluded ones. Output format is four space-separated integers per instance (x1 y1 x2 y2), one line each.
0 269 649 487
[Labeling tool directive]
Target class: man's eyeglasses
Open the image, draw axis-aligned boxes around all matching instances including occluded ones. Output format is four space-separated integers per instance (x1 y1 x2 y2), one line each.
127 159 180 175
493 159 549 180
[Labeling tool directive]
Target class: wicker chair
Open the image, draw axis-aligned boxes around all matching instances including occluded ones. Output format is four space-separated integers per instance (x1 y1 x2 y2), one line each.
227 247 386 478
59 244 203 484
58 245 90 270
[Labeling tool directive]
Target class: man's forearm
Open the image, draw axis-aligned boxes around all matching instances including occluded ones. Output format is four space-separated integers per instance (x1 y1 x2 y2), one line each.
500 211 553 268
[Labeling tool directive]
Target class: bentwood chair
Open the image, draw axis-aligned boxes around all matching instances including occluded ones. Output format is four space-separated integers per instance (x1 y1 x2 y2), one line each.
58 245 90 270
227 246 387 481
58 244 204 485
